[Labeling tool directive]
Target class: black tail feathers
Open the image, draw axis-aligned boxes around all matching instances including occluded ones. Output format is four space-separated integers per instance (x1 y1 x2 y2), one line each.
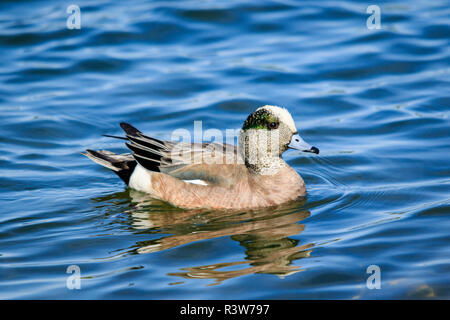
82 149 136 185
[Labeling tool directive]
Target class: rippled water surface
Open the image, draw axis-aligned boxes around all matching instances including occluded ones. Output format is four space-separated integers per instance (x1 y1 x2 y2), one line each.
0 0 449 299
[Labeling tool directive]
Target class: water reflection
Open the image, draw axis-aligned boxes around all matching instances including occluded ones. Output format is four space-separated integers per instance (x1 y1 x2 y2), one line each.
124 190 314 285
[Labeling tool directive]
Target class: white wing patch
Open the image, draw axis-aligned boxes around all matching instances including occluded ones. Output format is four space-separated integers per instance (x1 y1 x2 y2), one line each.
184 179 209 186
130 164 208 191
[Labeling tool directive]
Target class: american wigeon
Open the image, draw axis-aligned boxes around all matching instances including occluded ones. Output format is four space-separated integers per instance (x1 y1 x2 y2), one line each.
83 105 319 209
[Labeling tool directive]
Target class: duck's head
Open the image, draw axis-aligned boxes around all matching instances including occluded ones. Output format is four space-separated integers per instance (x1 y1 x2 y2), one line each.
240 105 319 163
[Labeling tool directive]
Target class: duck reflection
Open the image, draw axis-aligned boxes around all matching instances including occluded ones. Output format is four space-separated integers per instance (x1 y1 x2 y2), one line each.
95 189 314 286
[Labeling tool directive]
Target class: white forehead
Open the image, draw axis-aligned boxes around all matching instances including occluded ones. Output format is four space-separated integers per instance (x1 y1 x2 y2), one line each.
256 105 297 132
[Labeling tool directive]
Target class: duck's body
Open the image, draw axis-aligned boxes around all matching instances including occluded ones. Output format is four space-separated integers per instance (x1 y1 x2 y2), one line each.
83 105 318 210
128 161 305 210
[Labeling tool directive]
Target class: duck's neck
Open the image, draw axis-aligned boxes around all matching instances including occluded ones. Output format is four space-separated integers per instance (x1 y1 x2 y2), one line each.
245 156 287 175
238 129 287 175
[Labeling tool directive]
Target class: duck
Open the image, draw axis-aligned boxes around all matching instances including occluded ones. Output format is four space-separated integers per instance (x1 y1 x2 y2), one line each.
83 105 319 210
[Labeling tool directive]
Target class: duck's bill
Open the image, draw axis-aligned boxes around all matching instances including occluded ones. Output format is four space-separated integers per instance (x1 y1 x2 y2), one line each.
288 133 319 154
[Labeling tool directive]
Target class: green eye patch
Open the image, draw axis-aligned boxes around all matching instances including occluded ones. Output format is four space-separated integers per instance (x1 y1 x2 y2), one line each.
242 109 279 130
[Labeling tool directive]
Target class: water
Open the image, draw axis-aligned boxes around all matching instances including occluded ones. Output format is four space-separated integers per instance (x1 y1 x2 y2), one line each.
0 0 449 299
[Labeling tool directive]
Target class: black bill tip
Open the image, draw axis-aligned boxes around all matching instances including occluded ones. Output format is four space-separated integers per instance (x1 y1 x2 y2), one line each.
311 146 319 154
303 146 319 154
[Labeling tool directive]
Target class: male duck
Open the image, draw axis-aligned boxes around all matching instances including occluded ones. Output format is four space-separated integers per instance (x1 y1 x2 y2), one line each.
83 105 319 209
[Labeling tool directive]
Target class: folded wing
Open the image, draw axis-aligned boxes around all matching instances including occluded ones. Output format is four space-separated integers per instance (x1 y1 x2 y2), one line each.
119 122 244 186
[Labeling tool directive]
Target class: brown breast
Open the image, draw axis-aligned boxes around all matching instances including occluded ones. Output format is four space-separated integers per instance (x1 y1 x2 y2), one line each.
150 164 305 210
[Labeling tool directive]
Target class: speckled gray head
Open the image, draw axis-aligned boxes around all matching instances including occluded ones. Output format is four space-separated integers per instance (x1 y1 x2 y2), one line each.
241 105 319 155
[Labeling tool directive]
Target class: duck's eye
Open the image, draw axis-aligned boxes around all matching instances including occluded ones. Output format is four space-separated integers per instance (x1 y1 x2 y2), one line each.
268 121 279 129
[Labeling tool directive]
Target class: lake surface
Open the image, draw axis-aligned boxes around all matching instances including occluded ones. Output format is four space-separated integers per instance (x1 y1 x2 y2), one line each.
0 0 449 299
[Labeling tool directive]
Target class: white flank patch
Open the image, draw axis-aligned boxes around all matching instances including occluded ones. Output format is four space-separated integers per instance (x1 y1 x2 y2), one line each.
257 105 297 132
129 164 152 192
184 179 208 186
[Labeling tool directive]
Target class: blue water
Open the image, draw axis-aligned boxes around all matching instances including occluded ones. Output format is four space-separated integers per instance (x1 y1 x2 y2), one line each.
0 0 449 299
